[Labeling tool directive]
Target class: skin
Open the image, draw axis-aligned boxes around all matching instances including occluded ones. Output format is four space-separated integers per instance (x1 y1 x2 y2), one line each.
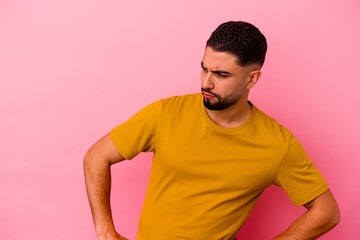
84 46 340 240
273 189 340 239
84 134 127 240
200 46 262 127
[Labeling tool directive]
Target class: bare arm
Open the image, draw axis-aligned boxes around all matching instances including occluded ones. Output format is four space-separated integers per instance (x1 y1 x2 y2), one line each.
272 189 340 240
83 133 128 240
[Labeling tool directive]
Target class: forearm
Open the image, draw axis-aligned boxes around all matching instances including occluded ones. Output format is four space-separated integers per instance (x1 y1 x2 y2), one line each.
84 154 117 238
272 194 340 240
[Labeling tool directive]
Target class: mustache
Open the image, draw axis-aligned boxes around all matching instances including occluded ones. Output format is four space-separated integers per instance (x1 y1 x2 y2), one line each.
201 88 220 99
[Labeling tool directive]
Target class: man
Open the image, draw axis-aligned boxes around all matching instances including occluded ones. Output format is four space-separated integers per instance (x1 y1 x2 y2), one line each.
84 21 340 240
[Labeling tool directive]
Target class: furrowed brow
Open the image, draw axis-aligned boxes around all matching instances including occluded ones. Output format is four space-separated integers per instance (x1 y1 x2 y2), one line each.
212 70 231 75
201 61 232 76
201 62 206 69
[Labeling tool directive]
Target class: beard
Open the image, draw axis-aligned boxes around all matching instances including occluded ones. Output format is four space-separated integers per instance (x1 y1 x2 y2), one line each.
201 88 242 111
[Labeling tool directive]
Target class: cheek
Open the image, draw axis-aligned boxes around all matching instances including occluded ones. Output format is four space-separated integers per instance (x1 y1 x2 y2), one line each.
200 71 205 83
222 81 236 92
221 80 245 97
233 78 247 91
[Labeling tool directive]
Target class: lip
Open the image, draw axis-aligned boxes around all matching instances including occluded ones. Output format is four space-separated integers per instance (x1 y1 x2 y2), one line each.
203 92 215 99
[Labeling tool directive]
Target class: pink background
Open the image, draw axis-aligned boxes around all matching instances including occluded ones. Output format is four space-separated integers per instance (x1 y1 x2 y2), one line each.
1 0 359 239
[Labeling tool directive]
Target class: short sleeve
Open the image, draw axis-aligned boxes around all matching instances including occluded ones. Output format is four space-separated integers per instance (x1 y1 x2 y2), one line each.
274 134 329 206
109 100 162 160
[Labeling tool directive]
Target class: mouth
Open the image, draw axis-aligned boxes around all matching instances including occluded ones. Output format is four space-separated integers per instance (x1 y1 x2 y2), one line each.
203 91 216 99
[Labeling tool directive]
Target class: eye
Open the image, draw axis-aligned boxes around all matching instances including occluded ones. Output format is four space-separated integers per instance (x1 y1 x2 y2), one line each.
216 73 227 78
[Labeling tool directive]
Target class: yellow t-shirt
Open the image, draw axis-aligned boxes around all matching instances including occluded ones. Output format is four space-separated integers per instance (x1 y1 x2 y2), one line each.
110 93 328 240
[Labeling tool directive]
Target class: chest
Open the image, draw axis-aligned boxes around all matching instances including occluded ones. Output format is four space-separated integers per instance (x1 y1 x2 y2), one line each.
155 121 285 192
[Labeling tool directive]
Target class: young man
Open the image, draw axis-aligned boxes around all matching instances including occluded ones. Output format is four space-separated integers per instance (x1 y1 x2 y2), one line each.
84 21 340 240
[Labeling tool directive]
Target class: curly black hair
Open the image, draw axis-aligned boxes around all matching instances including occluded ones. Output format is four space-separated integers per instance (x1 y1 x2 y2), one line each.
206 21 267 68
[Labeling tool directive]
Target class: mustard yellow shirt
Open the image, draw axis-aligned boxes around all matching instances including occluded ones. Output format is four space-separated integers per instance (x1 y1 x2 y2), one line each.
110 93 328 240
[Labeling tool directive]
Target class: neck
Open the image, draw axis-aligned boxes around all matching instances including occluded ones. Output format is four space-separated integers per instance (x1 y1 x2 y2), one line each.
204 96 252 128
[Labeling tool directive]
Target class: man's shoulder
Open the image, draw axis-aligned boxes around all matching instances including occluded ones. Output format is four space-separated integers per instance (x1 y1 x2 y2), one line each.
252 105 293 143
159 93 201 108
161 92 201 102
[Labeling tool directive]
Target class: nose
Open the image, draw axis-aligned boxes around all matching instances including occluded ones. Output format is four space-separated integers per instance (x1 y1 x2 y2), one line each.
202 71 215 89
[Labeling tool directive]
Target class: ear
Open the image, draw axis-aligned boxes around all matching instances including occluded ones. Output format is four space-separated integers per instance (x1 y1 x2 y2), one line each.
246 70 261 90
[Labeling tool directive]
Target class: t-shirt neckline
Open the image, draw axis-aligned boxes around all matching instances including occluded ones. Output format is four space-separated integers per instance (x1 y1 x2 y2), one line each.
198 93 257 133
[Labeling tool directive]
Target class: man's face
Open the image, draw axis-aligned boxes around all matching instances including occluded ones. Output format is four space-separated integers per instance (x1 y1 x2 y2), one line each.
201 47 251 111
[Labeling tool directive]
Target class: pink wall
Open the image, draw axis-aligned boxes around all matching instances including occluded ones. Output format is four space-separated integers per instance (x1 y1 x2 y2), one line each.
1 0 359 239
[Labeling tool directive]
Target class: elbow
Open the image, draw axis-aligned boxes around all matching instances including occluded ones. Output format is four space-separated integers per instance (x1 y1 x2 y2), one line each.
83 148 100 171
83 150 94 174
83 149 93 168
322 201 340 231
83 147 111 171
329 204 340 229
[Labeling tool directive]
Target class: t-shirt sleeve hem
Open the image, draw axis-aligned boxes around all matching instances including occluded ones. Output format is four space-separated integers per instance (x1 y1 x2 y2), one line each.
292 183 329 206
109 129 132 160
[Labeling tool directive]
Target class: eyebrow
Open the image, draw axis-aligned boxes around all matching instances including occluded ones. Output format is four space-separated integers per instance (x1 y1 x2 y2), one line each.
201 62 232 76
